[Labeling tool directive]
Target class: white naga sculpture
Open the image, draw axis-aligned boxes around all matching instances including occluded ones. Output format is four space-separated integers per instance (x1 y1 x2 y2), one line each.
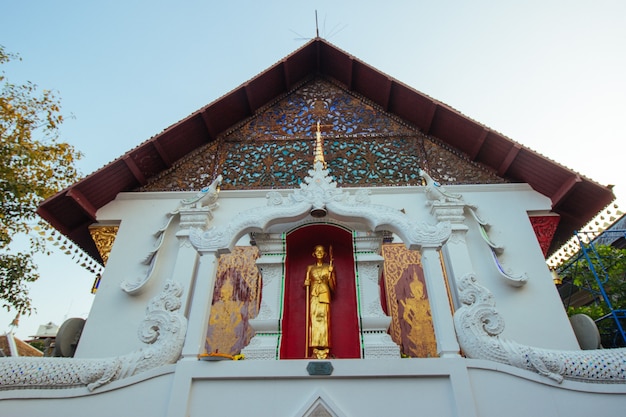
454 273 626 383
0 281 187 391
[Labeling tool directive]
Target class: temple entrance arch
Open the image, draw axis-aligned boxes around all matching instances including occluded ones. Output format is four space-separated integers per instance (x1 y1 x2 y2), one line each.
281 224 360 359
190 163 454 359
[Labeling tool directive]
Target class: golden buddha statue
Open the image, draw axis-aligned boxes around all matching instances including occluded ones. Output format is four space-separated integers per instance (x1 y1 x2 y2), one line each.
304 244 336 359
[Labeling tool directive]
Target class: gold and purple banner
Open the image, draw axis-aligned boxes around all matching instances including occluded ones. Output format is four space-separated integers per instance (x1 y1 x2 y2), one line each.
382 244 437 358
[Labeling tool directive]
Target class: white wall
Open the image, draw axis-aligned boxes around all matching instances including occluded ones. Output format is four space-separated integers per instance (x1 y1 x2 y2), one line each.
450 184 579 349
3 183 623 416
77 183 577 358
6 359 625 417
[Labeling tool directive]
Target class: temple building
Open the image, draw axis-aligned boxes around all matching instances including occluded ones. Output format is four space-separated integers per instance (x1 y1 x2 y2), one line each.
1 38 625 416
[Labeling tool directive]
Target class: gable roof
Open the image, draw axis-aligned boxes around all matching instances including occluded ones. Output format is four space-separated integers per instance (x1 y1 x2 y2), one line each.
37 38 614 262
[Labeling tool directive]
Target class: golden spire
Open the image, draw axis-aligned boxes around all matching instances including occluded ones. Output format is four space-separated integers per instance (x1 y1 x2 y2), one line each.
313 120 331 168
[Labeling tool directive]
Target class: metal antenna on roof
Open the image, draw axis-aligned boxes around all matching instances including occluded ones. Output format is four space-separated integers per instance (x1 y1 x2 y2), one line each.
290 11 345 41
315 10 320 37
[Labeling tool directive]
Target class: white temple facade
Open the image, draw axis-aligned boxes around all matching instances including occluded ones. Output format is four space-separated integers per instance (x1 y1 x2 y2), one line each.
1 39 625 416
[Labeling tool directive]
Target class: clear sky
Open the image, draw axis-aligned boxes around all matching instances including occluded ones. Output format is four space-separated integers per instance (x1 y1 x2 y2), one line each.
1 0 625 340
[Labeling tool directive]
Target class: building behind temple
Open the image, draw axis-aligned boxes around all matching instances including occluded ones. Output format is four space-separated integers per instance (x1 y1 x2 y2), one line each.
1 38 625 417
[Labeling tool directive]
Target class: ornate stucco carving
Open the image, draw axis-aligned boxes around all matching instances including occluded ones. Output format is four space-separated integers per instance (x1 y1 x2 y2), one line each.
178 174 222 209
259 264 279 286
120 217 172 295
366 299 387 317
0 281 187 391
190 163 451 254
308 164 449 248
189 193 311 254
454 273 626 383
359 262 381 285
121 176 222 294
361 332 401 359
240 338 277 361
421 168 527 286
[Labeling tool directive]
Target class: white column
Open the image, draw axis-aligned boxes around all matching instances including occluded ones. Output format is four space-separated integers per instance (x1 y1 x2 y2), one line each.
175 206 217 360
241 233 286 360
180 250 218 359
354 232 400 358
429 201 474 308
421 200 472 358
172 240 201 316
420 245 460 358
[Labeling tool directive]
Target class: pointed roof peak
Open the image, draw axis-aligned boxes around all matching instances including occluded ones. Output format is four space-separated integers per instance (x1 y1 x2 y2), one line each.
37 38 614 262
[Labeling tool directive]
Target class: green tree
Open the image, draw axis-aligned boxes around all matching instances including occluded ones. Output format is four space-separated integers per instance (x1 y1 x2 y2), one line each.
565 244 626 346
0 45 82 315
566 245 626 318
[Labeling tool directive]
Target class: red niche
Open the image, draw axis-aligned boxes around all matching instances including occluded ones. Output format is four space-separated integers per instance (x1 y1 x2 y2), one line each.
280 224 361 359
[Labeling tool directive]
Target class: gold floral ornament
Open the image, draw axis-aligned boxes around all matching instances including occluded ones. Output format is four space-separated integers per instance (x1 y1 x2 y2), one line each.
88 225 119 266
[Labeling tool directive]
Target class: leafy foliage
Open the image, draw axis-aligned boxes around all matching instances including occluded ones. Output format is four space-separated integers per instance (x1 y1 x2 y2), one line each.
0 45 82 315
566 245 626 319
27 339 45 353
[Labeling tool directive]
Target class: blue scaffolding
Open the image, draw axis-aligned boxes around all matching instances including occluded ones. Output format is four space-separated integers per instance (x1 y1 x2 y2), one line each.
562 229 626 347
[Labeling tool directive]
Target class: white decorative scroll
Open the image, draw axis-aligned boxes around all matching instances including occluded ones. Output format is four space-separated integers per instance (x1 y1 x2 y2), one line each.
488 248 528 287
467 205 528 286
454 273 626 383
121 176 222 294
420 168 527 286
189 224 235 253
466 207 500 252
120 216 174 295
0 281 187 391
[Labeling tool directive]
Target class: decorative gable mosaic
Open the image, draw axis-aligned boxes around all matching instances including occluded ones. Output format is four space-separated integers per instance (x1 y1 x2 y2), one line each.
140 78 505 192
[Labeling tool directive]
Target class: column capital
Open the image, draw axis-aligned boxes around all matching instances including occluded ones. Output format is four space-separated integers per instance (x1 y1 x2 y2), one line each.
177 207 214 232
429 200 467 225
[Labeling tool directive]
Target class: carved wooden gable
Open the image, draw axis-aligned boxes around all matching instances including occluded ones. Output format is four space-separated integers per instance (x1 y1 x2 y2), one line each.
140 78 505 192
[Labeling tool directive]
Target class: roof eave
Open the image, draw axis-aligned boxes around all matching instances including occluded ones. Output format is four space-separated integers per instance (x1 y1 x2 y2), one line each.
37 38 615 262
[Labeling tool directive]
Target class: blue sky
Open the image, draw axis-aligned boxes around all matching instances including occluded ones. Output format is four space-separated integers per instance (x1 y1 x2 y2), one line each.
1 1 625 339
